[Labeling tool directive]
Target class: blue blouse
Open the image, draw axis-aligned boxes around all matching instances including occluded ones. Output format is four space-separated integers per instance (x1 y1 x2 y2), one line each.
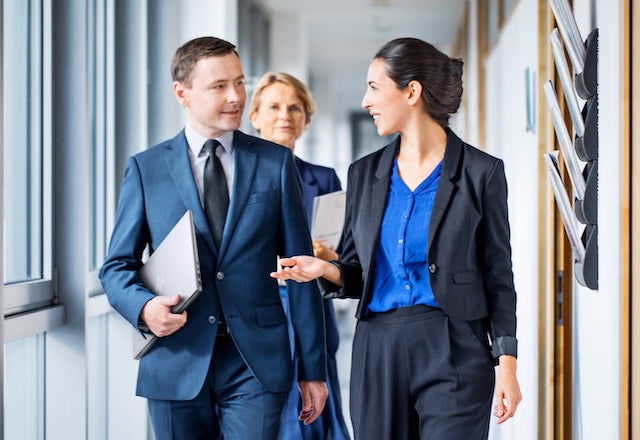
368 159 442 313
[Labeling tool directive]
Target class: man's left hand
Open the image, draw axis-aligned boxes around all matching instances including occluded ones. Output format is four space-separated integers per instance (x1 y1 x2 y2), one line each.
297 380 329 425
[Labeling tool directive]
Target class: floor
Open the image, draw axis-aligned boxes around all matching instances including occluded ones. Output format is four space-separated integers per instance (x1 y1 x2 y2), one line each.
333 299 358 439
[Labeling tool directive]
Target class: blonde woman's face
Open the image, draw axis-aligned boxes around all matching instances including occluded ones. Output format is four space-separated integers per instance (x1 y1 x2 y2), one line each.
250 83 308 149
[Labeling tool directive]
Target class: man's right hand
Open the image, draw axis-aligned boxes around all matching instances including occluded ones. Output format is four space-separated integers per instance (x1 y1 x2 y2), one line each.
139 294 187 337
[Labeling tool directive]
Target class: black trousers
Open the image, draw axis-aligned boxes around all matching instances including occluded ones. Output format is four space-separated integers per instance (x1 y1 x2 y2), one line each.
349 305 495 440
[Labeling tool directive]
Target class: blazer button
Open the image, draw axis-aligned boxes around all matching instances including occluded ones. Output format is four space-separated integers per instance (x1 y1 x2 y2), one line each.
208 315 217 325
216 271 224 280
428 263 437 274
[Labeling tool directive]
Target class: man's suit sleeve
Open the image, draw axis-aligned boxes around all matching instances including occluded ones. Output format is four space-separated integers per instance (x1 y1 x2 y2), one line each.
280 152 328 382
99 157 155 328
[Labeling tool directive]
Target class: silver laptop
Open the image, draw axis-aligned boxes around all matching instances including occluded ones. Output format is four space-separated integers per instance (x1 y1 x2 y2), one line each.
133 210 202 359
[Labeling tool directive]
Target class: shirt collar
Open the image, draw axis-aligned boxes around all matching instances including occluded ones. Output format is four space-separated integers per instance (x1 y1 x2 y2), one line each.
185 125 234 157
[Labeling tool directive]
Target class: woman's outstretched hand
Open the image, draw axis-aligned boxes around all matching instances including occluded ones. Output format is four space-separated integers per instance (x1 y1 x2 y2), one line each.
271 255 328 283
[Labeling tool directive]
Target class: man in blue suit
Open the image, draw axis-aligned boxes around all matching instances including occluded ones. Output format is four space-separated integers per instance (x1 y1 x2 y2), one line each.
99 36 328 440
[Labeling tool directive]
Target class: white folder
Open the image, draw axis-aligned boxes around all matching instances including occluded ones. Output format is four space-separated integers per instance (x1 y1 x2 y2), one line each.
311 190 346 251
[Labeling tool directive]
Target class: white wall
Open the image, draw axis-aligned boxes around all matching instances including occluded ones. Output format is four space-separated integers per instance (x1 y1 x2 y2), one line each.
261 12 315 157
483 0 624 438
453 0 480 147
268 12 309 85
571 1 622 439
483 0 539 438
264 12 353 185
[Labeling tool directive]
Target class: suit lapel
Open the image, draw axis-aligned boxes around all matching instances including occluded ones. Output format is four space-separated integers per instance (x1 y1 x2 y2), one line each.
428 129 463 250
164 132 217 255
295 157 318 189
362 140 397 263
295 157 319 221
219 131 258 257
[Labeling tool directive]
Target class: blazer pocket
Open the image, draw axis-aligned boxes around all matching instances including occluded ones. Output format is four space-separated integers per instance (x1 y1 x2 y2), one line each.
246 189 277 206
465 317 495 363
451 270 480 285
255 304 286 327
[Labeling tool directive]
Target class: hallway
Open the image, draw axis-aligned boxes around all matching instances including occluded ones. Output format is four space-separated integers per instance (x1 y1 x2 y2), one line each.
334 300 358 438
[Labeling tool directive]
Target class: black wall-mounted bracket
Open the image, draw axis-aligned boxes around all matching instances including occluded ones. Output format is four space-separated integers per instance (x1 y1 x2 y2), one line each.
573 28 598 290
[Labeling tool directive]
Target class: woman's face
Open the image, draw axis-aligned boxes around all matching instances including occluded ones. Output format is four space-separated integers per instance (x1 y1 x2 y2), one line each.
361 58 409 137
250 82 308 149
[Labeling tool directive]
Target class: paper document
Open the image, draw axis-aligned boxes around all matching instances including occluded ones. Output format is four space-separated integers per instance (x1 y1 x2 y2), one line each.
548 0 586 72
133 210 202 359
311 190 346 251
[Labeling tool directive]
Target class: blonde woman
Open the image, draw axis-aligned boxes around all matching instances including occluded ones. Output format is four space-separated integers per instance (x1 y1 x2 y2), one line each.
249 72 350 440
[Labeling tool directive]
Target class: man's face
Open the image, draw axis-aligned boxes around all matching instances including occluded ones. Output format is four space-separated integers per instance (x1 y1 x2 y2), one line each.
174 53 246 139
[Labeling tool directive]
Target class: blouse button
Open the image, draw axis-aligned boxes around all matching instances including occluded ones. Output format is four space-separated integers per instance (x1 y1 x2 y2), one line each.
428 263 437 274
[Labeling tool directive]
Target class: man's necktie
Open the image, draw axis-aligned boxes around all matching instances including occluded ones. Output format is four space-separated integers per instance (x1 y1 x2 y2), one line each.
203 139 229 248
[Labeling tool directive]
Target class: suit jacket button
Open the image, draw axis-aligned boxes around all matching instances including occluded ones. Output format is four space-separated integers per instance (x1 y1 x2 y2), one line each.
216 271 224 280
428 263 437 274
208 315 217 324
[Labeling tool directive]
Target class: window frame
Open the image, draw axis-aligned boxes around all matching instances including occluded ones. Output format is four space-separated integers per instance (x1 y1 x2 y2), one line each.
3 0 61 338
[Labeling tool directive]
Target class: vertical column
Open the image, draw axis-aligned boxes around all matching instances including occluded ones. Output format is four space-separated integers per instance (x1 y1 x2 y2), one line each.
268 13 315 156
269 12 308 82
181 0 238 44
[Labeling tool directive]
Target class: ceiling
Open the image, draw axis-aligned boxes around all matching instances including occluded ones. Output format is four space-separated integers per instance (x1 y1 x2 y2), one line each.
256 0 466 100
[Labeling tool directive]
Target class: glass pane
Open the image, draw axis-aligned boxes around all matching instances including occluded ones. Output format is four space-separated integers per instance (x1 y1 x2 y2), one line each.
4 334 46 439
88 0 110 271
3 0 44 283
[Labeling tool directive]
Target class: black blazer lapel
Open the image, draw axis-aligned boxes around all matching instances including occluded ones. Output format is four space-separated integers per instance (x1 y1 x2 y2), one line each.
428 129 463 250
362 140 397 270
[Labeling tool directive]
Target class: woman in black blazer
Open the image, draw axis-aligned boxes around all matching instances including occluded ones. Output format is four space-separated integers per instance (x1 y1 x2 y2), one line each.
272 38 522 439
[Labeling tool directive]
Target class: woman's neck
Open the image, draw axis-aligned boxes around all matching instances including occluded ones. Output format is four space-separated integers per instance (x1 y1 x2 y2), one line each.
397 116 447 162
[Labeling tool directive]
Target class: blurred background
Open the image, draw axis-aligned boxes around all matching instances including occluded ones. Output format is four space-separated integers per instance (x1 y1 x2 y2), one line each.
1 1 635 439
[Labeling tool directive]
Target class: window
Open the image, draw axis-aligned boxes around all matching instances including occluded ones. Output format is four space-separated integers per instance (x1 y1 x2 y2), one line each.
2 0 54 315
88 0 115 273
